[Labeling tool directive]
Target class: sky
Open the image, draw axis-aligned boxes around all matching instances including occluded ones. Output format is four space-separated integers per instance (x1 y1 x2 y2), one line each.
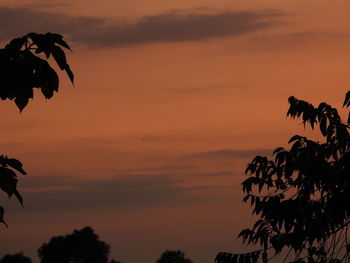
0 0 349 262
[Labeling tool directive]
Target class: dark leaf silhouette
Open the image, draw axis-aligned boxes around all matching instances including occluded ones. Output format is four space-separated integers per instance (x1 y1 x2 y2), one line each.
216 91 350 262
343 90 350 108
0 32 74 112
0 206 7 227
0 33 73 226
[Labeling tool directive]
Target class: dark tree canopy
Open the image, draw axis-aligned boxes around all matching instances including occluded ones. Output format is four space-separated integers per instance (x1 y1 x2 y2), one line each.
0 252 32 263
0 32 73 226
38 226 111 263
156 250 193 263
216 91 350 263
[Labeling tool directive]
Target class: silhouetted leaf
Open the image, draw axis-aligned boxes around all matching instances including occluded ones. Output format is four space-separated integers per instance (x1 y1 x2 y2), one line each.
288 135 302 144
51 45 67 70
14 189 23 207
5 37 26 51
5 158 26 175
39 62 59 99
0 167 18 198
343 90 350 107
0 206 7 227
65 65 74 84
46 32 71 51
14 96 29 112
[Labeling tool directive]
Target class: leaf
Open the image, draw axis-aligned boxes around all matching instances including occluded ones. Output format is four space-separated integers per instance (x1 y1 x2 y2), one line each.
28 33 51 58
0 206 8 227
243 194 250 203
51 45 68 70
65 65 74 84
14 96 29 112
343 90 350 107
288 135 301 144
5 37 26 51
14 189 23 207
46 32 71 51
319 116 327 136
6 158 26 175
0 167 18 198
39 62 59 99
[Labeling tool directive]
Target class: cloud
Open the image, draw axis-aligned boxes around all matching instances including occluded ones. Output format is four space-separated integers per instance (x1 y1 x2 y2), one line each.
246 31 350 48
2 146 270 214
186 149 272 159
0 7 283 47
7 172 234 213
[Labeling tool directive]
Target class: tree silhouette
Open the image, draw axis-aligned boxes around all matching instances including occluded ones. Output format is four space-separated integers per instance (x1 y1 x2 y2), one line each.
156 250 193 263
0 252 32 263
216 91 350 263
0 32 73 226
38 226 112 263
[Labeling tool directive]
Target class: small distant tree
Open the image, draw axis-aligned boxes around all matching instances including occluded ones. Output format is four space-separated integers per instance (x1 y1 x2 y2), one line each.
0 32 73 226
156 250 193 263
216 91 350 262
0 252 32 263
38 227 111 263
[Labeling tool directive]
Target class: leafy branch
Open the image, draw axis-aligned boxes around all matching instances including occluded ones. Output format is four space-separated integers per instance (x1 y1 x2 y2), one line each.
216 90 350 263
0 32 73 226
0 32 74 111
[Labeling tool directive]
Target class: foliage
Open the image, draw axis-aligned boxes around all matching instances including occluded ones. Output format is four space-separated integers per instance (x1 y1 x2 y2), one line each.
0 32 73 226
156 250 193 263
38 226 111 263
0 252 32 263
216 91 350 263
0 32 74 111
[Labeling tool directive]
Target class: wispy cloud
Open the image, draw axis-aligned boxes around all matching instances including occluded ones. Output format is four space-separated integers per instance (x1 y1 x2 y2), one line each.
0 7 283 47
186 149 272 159
10 172 234 213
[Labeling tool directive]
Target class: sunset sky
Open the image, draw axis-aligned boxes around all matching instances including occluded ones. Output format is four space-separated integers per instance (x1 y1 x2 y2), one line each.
0 0 349 262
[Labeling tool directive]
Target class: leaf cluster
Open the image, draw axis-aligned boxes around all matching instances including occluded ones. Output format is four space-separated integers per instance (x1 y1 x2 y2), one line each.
0 32 74 111
216 91 350 263
0 156 26 226
0 33 73 227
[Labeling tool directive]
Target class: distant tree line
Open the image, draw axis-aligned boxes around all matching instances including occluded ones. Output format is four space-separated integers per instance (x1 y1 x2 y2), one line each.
0 226 193 263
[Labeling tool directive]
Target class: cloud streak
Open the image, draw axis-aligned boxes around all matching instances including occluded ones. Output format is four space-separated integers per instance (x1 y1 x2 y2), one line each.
186 149 272 159
3 147 270 214
9 172 233 213
0 7 283 47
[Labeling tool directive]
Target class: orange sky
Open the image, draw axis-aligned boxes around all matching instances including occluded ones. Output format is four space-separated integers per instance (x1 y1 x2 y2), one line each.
0 1 349 262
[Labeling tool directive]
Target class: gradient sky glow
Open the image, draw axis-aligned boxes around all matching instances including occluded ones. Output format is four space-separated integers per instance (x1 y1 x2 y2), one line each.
0 1 350 262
